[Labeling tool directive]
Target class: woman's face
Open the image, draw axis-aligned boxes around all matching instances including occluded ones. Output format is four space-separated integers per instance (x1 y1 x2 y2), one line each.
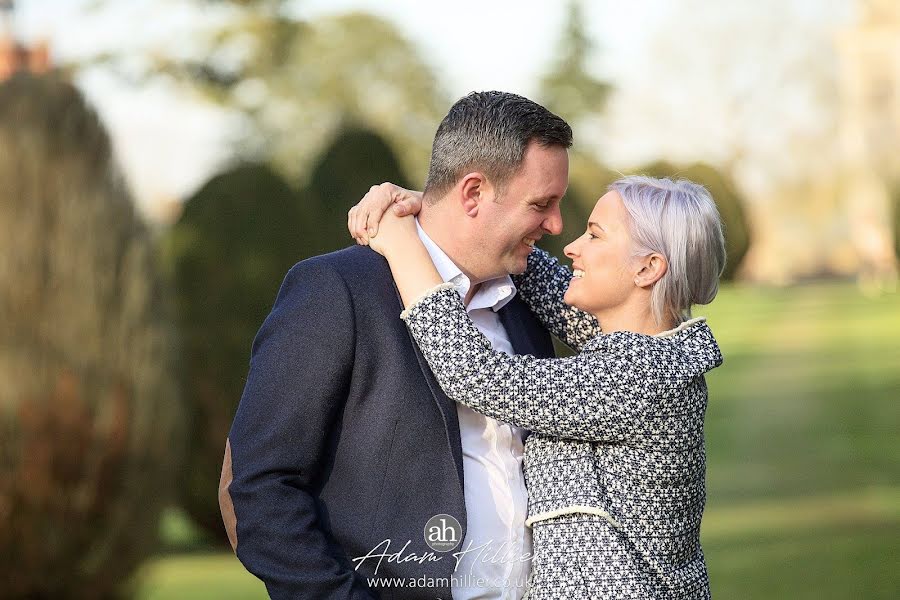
563 190 640 316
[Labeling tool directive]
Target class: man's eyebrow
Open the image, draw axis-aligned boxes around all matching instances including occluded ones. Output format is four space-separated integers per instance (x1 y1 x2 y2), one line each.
529 195 558 204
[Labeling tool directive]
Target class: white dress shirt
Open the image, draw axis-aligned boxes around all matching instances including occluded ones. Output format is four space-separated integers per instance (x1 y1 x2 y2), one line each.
416 221 531 600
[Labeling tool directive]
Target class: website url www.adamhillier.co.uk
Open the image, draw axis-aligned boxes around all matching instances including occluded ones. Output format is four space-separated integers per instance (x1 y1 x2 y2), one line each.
367 574 527 590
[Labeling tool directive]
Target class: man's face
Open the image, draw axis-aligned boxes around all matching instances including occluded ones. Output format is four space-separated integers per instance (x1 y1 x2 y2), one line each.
476 141 569 278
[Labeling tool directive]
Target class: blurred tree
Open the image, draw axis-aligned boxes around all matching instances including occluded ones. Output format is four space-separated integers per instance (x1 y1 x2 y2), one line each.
161 127 409 542
0 72 183 597
302 125 412 256
618 0 845 186
160 162 304 543
537 0 614 263
636 161 750 281
608 1 898 284
249 12 445 184
538 0 610 128
82 4 446 185
84 0 301 104
893 182 900 259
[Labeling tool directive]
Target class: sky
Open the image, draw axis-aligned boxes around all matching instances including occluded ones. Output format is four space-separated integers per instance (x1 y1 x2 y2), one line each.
10 0 853 218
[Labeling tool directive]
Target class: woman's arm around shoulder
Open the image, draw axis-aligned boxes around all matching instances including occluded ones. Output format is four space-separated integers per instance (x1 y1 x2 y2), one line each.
514 247 601 351
402 285 654 443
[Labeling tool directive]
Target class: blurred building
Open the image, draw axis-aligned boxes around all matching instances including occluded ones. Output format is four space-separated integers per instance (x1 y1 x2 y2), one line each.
0 37 49 80
741 0 898 286
0 0 50 81
835 0 899 288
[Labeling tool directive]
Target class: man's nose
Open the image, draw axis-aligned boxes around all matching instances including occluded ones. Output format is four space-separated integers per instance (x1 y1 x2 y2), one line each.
543 205 563 236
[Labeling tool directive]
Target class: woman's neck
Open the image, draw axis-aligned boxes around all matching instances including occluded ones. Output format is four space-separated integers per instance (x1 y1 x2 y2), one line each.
594 301 676 337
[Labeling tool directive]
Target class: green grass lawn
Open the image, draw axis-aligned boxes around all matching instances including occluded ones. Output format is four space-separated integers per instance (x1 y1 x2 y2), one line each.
703 282 900 504
135 281 900 599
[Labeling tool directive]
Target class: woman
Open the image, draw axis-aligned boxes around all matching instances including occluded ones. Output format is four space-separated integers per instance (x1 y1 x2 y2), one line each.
349 176 726 599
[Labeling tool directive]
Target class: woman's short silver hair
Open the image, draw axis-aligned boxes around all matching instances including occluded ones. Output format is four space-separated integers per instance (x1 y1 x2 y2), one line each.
609 175 727 326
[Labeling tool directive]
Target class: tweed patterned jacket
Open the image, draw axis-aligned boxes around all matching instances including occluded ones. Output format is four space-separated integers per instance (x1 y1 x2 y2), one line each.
400 248 723 598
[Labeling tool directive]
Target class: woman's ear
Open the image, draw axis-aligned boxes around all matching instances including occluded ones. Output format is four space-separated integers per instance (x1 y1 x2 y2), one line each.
459 172 490 217
634 253 668 288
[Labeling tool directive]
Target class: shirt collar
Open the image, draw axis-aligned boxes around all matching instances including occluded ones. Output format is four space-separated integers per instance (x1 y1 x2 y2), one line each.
416 219 517 312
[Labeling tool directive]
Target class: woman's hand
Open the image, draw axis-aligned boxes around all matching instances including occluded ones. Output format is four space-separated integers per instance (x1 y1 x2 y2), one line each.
347 182 442 308
366 209 419 259
348 182 423 245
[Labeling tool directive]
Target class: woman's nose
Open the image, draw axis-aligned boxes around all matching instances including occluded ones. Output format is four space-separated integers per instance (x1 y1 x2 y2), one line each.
564 238 580 259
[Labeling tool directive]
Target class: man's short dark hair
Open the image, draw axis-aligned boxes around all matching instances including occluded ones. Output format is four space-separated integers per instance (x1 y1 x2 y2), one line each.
423 91 573 200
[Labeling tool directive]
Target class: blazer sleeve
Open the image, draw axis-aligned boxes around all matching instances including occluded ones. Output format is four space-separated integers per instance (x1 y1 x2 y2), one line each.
220 258 376 600
401 287 653 443
512 248 601 351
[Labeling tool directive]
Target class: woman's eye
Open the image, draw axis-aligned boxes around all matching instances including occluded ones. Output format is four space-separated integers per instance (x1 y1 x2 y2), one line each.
587 233 597 240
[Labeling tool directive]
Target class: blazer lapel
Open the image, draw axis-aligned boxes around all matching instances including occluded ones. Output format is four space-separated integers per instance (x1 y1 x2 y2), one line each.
498 296 554 444
499 295 553 358
396 289 553 495
395 285 466 491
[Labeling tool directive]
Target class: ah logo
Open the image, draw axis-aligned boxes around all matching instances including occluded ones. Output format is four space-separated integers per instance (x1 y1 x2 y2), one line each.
423 514 462 552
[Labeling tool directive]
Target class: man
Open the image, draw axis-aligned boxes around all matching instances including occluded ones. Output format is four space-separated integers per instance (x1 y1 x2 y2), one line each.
220 91 572 599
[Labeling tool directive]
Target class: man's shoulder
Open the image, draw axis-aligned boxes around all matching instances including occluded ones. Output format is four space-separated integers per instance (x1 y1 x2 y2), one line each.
285 245 392 291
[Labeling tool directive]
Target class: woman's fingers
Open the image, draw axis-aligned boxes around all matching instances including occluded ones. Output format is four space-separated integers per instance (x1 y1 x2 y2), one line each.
360 182 395 238
353 202 365 243
347 182 423 245
393 187 424 217
358 209 371 245
349 205 369 245
359 210 371 244
366 210 378 238
347 206 358 243
393 198 415 216
356 199 368 239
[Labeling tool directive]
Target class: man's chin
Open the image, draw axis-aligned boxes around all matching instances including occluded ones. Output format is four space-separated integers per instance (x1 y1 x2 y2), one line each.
506 258 528 276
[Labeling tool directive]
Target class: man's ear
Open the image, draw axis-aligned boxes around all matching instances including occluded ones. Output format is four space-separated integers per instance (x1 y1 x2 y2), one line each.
459 172 491 217
634 253 668 288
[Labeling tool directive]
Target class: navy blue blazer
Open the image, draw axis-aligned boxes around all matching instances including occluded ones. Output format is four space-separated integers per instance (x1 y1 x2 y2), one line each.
220 245 554 599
